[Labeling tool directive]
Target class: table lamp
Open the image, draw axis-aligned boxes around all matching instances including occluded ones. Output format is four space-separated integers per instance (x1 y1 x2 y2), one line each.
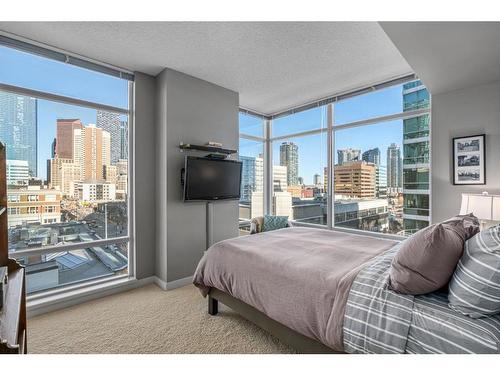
460 192 500 229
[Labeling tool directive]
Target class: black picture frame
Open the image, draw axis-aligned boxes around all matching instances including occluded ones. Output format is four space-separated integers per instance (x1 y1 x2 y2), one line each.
452 134 486 185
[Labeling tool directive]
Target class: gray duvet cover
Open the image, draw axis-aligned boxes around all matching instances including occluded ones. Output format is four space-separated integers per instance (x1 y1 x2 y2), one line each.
193 227 397 351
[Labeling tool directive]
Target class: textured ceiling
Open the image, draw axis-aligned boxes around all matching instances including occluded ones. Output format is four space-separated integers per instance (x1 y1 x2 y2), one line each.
380 22 500 95
0 22 412 114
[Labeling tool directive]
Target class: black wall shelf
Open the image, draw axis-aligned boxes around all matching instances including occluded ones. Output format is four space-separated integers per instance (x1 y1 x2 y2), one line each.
179 142 237 155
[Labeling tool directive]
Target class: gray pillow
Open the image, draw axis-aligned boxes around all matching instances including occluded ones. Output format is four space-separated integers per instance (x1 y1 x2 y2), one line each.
389 215 480 295
448 224 500 318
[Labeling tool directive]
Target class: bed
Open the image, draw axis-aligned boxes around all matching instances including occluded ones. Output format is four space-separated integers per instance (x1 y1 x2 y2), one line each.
193 227 500 354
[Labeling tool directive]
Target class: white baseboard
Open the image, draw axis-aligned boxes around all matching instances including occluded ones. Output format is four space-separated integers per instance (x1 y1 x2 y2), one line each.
153 276 168 290
27 274 194 318
166 275 193 290
27 276 155 318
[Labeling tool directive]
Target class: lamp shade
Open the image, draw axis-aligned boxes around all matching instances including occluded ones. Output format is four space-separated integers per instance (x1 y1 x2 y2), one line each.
493 197 500 221
459 193 496 220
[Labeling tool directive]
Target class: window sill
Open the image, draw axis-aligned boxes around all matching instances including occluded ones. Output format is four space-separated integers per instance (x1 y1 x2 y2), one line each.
27 274 152 318
291 220 405 241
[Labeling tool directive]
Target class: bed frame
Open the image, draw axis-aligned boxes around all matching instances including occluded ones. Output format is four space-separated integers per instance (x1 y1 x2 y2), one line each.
208 288 339 354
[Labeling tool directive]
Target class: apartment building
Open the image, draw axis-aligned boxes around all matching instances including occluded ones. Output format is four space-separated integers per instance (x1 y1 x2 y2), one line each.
6 186 62 227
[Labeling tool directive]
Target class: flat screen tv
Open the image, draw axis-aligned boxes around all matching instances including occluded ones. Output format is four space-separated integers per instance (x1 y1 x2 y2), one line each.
183 156 242 201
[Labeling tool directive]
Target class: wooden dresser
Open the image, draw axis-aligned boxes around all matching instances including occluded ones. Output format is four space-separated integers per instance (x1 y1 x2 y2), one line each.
0 142 27 354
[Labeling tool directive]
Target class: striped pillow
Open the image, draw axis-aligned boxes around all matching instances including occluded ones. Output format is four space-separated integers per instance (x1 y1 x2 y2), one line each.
448 224 500 318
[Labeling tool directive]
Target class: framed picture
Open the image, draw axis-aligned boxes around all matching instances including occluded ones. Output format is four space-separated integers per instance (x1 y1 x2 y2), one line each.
453 134 486 185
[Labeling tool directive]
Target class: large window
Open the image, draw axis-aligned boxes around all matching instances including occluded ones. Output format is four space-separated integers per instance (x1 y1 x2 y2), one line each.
334 120 403 234
238 78 431 237
0 42 132 294
271 106 327 225
238 113 264 234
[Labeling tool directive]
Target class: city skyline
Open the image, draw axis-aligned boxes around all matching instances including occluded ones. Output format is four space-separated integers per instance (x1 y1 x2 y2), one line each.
0 45 129 179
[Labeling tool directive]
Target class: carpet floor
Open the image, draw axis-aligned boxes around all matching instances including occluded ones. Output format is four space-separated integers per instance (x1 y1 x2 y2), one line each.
28 283 296 354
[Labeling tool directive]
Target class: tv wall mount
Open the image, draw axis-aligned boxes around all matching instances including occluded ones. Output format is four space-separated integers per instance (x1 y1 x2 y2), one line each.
179 142 237 159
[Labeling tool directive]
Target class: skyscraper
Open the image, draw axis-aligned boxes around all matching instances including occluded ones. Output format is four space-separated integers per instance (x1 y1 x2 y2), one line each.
97 110 121 164
119 120 128 160
387 143 402 192
50 122 111 195
402 80 431 233
337 148 361 165
362 148 387 198
280 142 299 186
56 119 83 159
377 165 388 198
362 148 381 165
0 92 37 176
240 156 256 202
313 173 321 186
76 124 111 181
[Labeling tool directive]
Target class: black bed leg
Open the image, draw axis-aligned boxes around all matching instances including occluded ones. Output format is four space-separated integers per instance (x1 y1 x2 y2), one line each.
208 296 218 315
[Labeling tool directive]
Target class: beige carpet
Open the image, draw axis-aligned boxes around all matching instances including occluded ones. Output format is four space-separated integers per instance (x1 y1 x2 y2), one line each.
28 283 296 354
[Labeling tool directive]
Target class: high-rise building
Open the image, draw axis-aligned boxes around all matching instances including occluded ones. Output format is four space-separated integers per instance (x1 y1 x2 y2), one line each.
402 80 431 233
0 92 37 176
362 147 385 198
240 156 256 202
337 148 361 165
104 165 118 185
119 120 128 160
116 159 128 176
48 158 80 197
74 124 111 181
56 119 83 159
273 165 288 192
387 143 402 193
279 142 298 186
362 148 381 165
313 173 321 186
97 110 121 165
255 156 264 193
377 165 388 198
249 163 290 218
49 122 112 196
6 160 30 186
51 138 57 158
334 161 376 198
324 166 328 192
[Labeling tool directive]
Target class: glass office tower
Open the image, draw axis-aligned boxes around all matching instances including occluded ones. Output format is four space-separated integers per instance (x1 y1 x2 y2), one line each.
0 92 38 177
240 155 256 203
402 80 430 234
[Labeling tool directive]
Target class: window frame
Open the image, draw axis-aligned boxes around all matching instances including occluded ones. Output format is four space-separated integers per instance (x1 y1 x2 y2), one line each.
1 71 135 295
239 77 431 240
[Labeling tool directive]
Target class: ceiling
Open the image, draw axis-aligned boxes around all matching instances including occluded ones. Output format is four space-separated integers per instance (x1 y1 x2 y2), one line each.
380 22 500 96
0 22 412 115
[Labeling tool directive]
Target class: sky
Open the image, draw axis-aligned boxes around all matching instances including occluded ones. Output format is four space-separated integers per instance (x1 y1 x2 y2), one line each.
240 84 405 185
0 46 129 179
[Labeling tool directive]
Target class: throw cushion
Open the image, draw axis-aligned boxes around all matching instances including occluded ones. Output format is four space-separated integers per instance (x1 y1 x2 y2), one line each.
389 215 480 295
250 216 264 234
448 224 500 318
262 215 289 232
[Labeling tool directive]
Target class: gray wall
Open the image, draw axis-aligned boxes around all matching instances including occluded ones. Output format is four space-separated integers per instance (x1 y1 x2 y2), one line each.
133 72 157 279
431 80 500 223
156 68 239 283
